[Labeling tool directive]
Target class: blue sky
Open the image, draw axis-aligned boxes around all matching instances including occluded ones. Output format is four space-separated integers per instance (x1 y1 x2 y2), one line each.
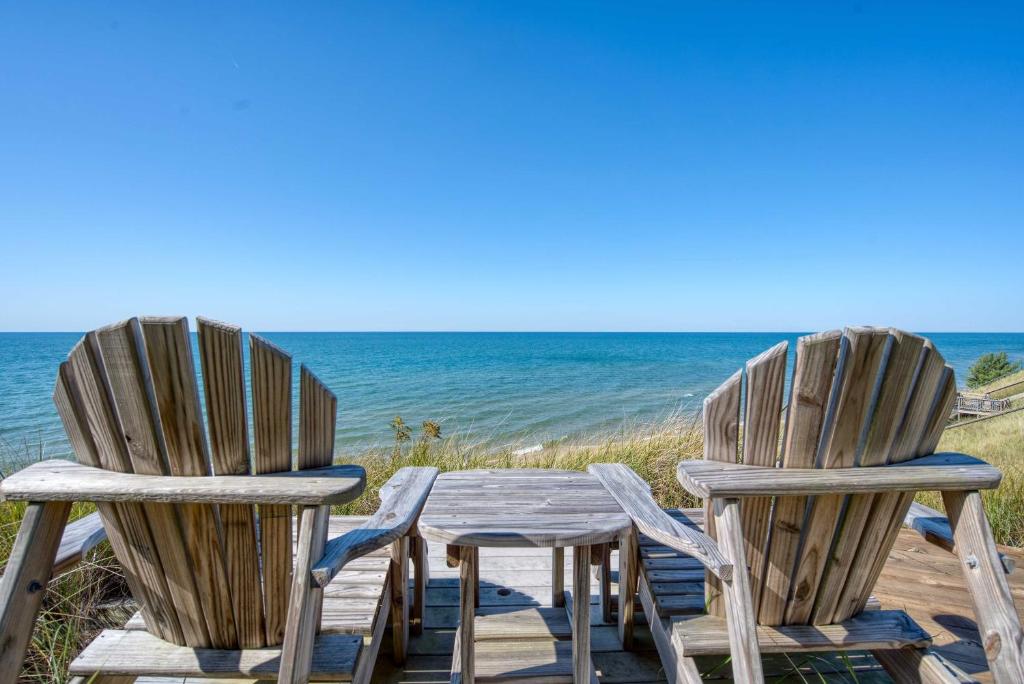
1 2 1021 331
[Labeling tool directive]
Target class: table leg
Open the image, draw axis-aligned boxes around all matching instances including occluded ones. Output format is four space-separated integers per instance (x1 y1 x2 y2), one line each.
460 545 477 684
618 527 638 650
552 547 565 607
572 545 591 684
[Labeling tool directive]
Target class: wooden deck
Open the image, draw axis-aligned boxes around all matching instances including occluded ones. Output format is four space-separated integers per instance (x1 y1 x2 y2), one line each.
121 510 1022 683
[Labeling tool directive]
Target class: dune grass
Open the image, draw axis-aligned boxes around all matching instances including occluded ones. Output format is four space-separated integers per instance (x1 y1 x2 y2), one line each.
1 410 1022 681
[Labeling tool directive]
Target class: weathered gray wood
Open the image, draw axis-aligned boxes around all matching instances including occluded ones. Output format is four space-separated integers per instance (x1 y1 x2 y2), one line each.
758 331 842 625
419 470 630 548
901 501 1015 575
942 490 1024 683
739 341 788 619
459 545 476 684
141 316 239 648
871 647 978 683
68 629 361 680
701 368 741 617
313 467 438 587
675 454 1001 498
0 501 71 682
713 497 764 682
196 316 265 648
617 527 637 650
250 333 294 646
94 320 212 646
390 536 410 665
1 459 366 505
56 351 183 643
53 511 107 575
671 609 931 656
588 464 732 581
845 357 960 616
816 329 925 623
572 545 592 684
412 534 428 635
279 504 331 683
783 330 887 624
552 547 565 607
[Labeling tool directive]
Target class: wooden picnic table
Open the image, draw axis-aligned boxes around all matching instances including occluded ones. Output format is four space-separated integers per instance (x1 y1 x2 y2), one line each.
418 469 632 684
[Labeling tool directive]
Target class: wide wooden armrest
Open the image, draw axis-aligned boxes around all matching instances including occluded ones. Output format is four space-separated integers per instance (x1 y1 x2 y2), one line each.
588 463 733 581
903 501 1015 575
0 459 366 506
677 453 1001 499
53 512 107 575
311 466 438 588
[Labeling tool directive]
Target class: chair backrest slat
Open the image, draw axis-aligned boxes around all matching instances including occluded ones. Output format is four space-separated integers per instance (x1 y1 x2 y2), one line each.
250 333 294 646
701 369 741 617
738 341 788 618
299 365 337 471
711 328 958 628
757 330 841 624
197 318 267 648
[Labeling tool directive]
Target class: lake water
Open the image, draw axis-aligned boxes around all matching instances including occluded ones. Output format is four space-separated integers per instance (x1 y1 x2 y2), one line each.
1 331 1022 463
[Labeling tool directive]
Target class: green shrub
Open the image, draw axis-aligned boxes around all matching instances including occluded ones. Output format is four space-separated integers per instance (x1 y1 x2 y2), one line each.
966 352 1022 389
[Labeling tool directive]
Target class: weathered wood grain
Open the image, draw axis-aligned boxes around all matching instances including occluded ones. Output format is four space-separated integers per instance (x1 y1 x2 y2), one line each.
818 330 924 623
617 527 638 650
1 459 366 505
141 316 238 648
196 316 265 648
459 546 476 684
674 454 1001 498
759 330 841 625
52 511 107 575
279 504 331 683
250 333 294 646
94 321 211 646
672 609 930 656
573 545 593 684
54 354 182 643
739 341 788 619
943 490 1024 683
713 497 764 681
0 501 71 682
700 369 741 618
786 327 889 625
419 471 629 548
68 629 361 680
313 467 437 587
588 464 731 580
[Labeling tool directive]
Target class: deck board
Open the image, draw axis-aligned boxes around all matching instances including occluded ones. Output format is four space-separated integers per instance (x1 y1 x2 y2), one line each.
129 512 1023 683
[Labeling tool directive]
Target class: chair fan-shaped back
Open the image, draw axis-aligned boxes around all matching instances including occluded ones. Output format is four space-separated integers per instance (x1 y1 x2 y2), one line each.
702 327 956 627
52 316 337 649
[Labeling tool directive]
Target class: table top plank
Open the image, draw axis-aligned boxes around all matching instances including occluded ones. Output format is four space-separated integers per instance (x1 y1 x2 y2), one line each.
418 469 630 548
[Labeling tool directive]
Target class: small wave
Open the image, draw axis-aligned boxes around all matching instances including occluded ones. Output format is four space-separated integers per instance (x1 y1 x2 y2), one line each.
683 392 694 397
512 443 544 456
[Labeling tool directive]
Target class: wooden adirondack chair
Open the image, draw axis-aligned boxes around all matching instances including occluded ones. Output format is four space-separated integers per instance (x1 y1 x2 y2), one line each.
0 316 438 683
594 328 1024 683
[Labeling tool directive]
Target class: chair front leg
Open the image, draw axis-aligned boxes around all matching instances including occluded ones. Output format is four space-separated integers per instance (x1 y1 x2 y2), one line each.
942 490 1024 683
390 535 410 665
279 504 330 684
0 501 71 683
712 497 764 683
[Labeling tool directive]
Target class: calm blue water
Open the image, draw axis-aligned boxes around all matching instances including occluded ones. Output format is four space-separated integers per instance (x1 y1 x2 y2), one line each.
2 332 1022 464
